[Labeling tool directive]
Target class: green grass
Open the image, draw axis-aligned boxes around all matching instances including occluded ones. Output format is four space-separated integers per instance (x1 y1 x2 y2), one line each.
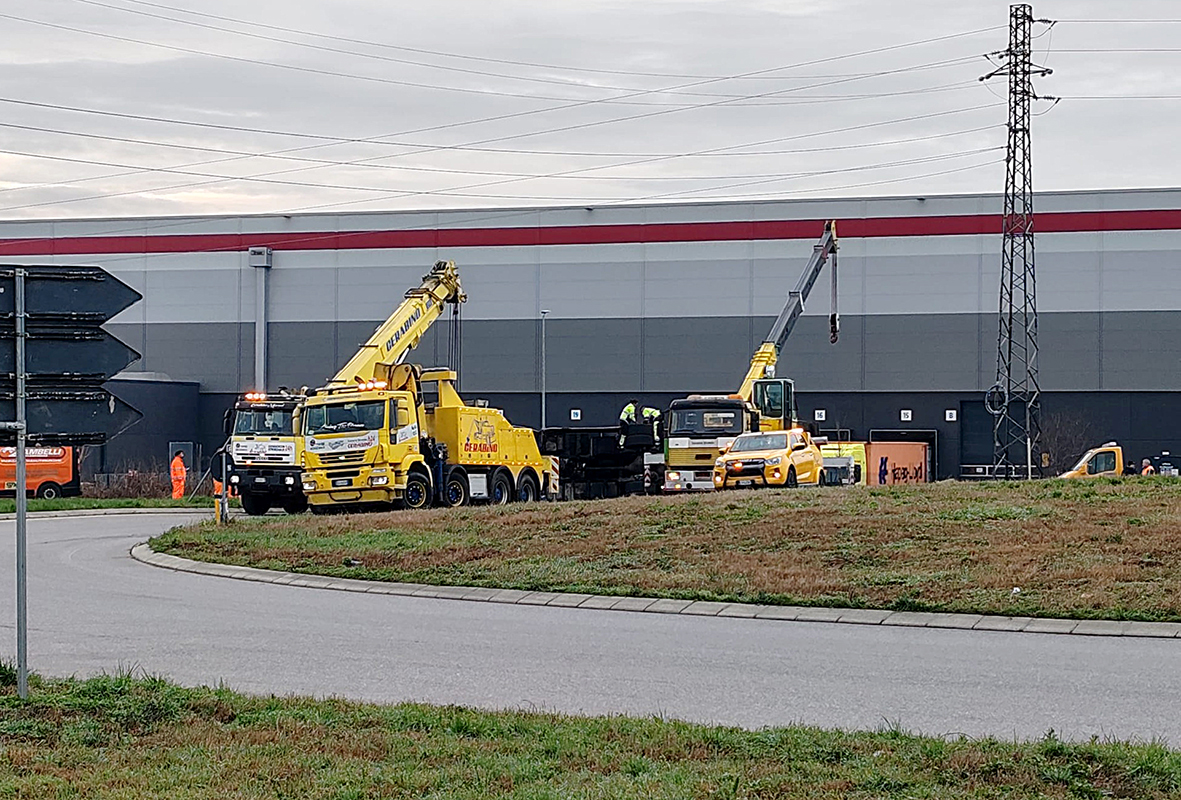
0 496 235 514
1 672 1179 798
153 478 1181 622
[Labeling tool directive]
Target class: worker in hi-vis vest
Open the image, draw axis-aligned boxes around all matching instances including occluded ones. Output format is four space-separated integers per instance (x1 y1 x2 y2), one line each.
619 399 639 445
170 450 187 499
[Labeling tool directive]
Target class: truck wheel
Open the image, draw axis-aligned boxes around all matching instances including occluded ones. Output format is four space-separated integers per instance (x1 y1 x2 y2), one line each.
241 493 271 516
786 468 798 489
282 495 308 514
36 482 62 500
516 473 539 503
443 469 469 507
404 472 431 510
490 471 512 505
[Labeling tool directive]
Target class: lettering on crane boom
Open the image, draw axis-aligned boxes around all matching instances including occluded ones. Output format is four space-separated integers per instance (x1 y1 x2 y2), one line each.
383 299 433 354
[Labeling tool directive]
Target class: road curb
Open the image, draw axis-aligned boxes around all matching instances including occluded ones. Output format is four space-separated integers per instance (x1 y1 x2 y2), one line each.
129 543 1181 639
0 508 215 521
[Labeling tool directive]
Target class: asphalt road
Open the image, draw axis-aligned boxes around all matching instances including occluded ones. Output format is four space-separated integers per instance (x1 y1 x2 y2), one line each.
1 512 1178 742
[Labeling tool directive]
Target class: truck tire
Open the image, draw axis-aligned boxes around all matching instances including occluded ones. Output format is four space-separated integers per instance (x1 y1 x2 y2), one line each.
786 467 798 489
516 472 539 503
282 495 308 514
241 492 271 516
35 482 62 500
403 472 431 510
443 469 469 508
490 471 512 505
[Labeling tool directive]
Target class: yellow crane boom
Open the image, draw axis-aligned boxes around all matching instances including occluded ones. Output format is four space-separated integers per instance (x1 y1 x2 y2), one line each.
325 260 466 387
736 220 839 401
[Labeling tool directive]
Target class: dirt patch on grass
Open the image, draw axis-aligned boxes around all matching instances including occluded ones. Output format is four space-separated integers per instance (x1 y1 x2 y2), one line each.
153 477 1181 620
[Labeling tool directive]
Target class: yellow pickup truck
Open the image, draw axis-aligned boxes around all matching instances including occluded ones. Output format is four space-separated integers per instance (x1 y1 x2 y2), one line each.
713 428 825 489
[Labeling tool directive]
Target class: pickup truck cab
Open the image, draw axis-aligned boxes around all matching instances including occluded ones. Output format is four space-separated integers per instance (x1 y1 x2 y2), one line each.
1060 442 1125 478
713 428 824 489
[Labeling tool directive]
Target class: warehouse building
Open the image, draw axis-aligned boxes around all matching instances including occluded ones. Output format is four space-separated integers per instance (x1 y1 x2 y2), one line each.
1 187 1179 478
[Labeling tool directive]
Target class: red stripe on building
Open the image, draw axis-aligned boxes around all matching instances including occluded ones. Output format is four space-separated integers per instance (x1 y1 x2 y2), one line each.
0 209 1178 257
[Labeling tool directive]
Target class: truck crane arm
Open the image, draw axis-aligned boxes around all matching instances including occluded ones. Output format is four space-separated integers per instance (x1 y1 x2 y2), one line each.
325 260 466 387
736 220 838 401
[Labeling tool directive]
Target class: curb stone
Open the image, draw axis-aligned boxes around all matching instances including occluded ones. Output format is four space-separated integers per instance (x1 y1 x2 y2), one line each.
0 508 215 521
129 543 1181 640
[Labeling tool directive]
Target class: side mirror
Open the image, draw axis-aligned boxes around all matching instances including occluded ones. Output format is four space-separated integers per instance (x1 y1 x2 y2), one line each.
396 405 411 427
222 408 234 438
792 441 807 452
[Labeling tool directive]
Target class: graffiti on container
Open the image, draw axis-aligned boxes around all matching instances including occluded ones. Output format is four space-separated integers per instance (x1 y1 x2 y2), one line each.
878 457 925 485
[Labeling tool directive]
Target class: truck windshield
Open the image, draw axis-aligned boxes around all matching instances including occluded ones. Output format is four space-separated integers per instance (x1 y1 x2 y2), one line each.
729 433 788 453
669 408 743 436
303 400 385 434
234 409 293 435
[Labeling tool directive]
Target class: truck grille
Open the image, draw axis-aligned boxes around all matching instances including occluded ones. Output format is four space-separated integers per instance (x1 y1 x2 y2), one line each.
318 452 367 465
668 447 719 467
726 459 765 478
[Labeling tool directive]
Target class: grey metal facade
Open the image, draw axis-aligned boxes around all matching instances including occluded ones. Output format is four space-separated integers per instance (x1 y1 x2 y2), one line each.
2 187 1180 475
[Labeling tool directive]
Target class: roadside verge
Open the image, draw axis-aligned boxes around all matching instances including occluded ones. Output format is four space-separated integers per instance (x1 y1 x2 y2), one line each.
130 543 1181 639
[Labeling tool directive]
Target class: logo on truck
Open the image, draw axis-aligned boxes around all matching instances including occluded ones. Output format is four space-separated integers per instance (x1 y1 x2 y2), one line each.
382 299 433 354
463 418 498 454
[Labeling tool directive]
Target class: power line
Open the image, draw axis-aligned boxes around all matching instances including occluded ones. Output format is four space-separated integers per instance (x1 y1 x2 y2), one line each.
0 119 1003 190
90 0 1003 82
69 0 980 102
272 106 1002 215
0 107 1002 214
1 9 991 108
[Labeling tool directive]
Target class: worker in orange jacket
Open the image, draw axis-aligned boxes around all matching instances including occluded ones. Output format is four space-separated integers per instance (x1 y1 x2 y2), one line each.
170 450 187 499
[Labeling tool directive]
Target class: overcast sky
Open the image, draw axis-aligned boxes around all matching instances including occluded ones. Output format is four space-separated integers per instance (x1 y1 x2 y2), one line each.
0 0 1178 220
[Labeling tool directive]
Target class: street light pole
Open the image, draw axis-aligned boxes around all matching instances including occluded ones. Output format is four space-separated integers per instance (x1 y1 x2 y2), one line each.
540 309 549 430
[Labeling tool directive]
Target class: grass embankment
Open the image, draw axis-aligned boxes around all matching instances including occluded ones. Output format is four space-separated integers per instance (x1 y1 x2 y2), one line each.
1 672 1179 798
152 478 1181 622
0 496 226 514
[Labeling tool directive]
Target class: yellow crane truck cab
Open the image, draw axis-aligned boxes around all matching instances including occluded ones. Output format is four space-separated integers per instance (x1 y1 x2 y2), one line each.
1059 442 1125 478
713 428 825 489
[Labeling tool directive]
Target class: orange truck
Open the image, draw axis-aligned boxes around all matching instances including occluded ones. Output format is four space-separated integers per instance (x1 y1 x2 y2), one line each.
0 446 81 499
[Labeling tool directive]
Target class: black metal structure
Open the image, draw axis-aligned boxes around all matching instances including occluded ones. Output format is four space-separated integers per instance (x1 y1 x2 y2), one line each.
0 265 143 444
983 4 1054 478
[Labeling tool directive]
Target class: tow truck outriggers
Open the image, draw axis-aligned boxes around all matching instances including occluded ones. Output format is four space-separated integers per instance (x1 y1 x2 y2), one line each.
299 260 554 512
664 221 840 492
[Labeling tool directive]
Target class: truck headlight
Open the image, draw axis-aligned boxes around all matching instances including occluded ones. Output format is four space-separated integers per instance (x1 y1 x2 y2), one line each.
284 476 295 485
302 481 316 491
766 457 781 466
368 475 389 486
229 475 240 484
666 471 681 481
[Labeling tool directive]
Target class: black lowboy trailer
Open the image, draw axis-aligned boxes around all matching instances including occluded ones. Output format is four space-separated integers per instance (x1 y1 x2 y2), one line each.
539 424 664 500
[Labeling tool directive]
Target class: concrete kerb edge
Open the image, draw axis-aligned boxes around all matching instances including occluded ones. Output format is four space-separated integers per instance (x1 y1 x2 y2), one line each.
128 543 1181 639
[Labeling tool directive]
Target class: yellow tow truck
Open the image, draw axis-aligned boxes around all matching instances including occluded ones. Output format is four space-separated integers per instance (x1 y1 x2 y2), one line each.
664 221 839 492
299 261 554 511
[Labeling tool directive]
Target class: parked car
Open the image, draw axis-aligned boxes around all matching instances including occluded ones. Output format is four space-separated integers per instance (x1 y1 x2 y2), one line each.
713 429 825 489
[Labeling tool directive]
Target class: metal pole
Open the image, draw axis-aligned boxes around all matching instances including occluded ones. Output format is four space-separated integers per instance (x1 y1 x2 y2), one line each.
540 310 549 429
220 449 229 525
14 268 28 699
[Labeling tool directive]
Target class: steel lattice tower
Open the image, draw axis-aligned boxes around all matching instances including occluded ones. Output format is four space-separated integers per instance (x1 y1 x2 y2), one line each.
983 4 1053 478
